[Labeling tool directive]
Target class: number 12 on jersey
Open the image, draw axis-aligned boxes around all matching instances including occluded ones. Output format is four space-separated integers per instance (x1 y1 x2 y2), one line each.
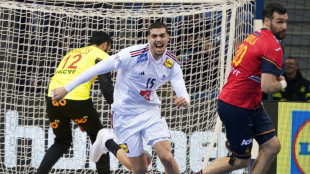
61 54 82 69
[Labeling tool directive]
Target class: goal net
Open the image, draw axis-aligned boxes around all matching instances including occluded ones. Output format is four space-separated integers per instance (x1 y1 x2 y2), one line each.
0 0 255 173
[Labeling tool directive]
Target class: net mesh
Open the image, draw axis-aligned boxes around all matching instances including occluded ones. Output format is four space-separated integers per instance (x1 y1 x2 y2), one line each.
0 0 255 173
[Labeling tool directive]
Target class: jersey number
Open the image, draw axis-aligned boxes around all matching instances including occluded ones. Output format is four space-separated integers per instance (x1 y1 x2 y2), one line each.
232 44 247 67
139 78 156 101
146 78 156 89
61 54 82 69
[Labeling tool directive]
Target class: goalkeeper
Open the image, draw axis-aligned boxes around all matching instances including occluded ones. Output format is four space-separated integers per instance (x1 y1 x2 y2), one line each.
37 31 131 174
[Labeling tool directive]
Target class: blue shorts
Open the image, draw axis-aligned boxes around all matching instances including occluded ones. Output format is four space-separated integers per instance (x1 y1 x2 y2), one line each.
217 100 276 159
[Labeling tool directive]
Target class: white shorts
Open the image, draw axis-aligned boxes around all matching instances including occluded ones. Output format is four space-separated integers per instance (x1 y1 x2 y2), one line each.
112 107 170 157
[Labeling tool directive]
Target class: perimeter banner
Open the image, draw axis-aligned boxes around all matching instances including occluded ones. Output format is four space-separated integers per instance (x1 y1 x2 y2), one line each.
277 102 310 174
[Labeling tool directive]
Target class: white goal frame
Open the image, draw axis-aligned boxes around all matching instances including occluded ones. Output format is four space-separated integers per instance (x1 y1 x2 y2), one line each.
0 0 255 173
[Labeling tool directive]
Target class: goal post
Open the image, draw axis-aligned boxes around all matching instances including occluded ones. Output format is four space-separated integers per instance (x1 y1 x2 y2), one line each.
0 0 255 173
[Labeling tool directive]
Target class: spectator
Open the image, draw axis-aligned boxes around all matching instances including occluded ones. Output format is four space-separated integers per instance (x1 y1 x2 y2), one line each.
181 33 219 99
273 56 310 102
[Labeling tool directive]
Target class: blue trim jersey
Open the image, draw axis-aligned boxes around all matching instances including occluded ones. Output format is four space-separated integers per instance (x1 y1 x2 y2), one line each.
65 44 190 115
219 29 283 109
112 44 187 114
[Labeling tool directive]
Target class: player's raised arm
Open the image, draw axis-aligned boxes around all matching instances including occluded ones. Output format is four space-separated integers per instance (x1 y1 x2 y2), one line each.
51 56 116 101
170 69 190 108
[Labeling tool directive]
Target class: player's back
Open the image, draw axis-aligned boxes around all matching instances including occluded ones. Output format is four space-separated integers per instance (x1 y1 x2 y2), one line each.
48 46 109 100
219 29 283 109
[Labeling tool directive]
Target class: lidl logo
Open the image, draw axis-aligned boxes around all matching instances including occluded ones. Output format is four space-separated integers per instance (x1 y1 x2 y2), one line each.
120 143 129 153
291 111 310 174
164 58 173 68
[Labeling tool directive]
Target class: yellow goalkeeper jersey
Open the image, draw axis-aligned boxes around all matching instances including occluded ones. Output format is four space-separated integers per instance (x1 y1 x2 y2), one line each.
47 45 109 100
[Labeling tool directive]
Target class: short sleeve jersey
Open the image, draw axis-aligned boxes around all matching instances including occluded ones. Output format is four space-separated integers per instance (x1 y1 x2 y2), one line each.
218 29 283 109
48 46 109 100
110 44 182 114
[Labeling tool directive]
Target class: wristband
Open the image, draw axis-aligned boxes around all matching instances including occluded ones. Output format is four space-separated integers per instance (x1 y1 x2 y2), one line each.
280 80 287 89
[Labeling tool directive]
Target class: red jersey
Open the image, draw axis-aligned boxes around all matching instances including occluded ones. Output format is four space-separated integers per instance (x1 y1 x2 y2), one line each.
219 29 283 109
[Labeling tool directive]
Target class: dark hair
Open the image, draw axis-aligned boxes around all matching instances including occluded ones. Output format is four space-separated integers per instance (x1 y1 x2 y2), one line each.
148 22 169 35
89 31 112 46
262 2 287 23
285 56 297 62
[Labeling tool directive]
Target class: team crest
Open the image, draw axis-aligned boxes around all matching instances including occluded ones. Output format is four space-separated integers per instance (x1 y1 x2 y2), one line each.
164 58 173 69
120 143 129 153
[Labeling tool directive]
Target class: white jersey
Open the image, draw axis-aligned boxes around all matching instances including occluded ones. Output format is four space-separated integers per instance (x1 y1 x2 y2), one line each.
112 44 187 114
65 44 190 115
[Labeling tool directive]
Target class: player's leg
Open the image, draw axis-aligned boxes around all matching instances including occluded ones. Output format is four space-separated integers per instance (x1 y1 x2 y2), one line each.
153 140 180 174
69 99 110 174
250 106 281 174
143 107 180 174
111 111 150 173
90 129 133 172
114 147 133 171
114 132 147 173
199 156 251 174
251 136 280 174
37 97 72 174
200 100 254 174
127 154 148 174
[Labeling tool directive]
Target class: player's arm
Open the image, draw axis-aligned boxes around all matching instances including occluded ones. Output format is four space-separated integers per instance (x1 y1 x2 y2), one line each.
170 68 190 108
51 56 116 101
95 59 114 105
261 73 286 94
261 50 287 94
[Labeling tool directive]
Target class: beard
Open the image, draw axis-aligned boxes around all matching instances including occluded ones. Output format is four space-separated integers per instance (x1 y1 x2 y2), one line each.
270 24 286 40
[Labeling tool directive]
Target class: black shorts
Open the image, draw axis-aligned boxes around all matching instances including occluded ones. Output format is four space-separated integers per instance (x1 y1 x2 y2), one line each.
45 96 104 143
217 100 276 159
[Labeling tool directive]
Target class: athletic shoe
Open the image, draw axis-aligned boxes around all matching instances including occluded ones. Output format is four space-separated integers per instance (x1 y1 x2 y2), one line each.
90 129 113 162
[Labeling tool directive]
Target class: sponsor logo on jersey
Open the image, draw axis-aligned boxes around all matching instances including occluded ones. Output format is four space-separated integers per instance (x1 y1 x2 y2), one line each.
164 58 174 68
136 52 148 64
120 143 129 153
55 69 76 74
140 90 151 101
139 71 145 75
166 50 180 65
275 47 281 51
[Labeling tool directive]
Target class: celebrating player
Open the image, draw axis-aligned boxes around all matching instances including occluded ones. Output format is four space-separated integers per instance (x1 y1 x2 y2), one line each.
37 31 131 174
198 2 288 174
51 22 190 174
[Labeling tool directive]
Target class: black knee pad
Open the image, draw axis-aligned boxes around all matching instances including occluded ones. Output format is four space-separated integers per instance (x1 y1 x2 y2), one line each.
228 154 236 166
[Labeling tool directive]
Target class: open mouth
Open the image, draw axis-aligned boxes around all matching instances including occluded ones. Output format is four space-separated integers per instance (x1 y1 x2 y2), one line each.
155 43 164 50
